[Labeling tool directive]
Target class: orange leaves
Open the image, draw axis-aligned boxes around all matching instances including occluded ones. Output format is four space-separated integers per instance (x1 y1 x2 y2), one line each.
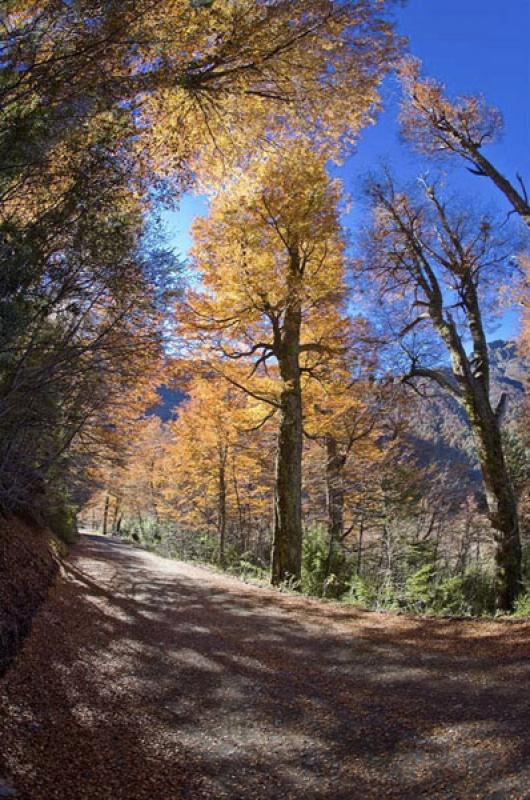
398 57 503 159
134 0 398 186
177 147 348 391
158 376 273 534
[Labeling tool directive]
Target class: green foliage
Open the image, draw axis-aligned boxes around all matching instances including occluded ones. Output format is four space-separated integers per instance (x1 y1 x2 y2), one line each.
399 563 495 617
434 569 495 616
301 527 329 596
342 541 496 617
119 518 224 565
522 545 530 586
116 515 504 618
45 503 78 545
343 574 379 608
226 550 268 582
301 526 352 599
513 593 530 617
379 581 400 610
404 564 436 611
434 575 469 614
439 573 482 615
234 559 268 582
404 541 437 571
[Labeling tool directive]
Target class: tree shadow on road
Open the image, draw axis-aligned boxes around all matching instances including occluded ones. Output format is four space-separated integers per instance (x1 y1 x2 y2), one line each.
2 534 530 800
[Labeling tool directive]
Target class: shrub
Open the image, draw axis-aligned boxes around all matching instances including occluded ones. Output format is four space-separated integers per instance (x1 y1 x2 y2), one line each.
228 551 268 581
513 593 530 617
301 526 352 599
521 545 530 586
376 579 400 610
343 574 379 608
235 559 267 581
45 502 78 545
434 569 495 616
403 564 436 611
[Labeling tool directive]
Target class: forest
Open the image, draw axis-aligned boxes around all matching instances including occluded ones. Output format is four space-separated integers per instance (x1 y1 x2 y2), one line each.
2 3 530 799
2 0 529 621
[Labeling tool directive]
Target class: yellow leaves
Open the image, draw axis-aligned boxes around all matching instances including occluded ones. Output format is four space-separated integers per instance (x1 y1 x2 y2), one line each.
6 0 398 220
154 374 273 531
132 0 398 186
191 145 345 308
174 144 353 427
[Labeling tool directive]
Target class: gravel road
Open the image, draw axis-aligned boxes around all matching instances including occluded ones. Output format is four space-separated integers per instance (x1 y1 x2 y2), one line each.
1 533 530 799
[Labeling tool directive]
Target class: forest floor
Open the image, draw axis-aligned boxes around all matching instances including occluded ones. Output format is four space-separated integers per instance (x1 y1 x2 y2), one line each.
1 535 530 800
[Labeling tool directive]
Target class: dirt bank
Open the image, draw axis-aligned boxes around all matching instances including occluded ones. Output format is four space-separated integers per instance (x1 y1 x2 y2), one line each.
0 517 63 676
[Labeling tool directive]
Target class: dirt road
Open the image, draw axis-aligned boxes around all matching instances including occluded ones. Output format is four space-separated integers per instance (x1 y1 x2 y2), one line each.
1 534 530 799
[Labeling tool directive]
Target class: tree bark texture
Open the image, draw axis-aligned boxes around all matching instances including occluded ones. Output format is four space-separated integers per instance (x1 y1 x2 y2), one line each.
464 391 522 611
218 451 227 568
323 434 345 580
271 264 303 586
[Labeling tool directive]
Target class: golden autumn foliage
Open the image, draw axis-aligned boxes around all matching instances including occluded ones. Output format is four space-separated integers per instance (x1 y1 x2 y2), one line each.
10 2 525 613
84 416 169 536
83 378 275 562
178 146 348 397
161 378 273 559
174 146 356 581
133 0 399 184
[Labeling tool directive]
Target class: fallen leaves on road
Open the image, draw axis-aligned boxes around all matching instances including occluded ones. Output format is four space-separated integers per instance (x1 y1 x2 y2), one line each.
1 535 530 800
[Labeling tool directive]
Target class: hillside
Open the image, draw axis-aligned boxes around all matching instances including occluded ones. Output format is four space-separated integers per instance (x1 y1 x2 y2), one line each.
405 340 527 475
0 519 63 676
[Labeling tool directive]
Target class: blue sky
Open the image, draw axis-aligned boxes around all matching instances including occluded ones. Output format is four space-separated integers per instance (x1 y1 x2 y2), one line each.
162 0 529 339
345 0 529 206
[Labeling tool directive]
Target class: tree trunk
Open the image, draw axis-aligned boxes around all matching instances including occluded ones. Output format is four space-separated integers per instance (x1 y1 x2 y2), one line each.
136 510 145 537
111 496 121 535
325 434 345 541
232 456 245 550
466 395 522 611
271 379 303 584
271 295 303 586
218 452 227 568
357 517 364 577
429 291 521 610
323 434 345 581
149 458 160 525
102 494 110 536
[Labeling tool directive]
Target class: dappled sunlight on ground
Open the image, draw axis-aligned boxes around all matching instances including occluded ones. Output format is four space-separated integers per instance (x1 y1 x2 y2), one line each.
1 533 530 799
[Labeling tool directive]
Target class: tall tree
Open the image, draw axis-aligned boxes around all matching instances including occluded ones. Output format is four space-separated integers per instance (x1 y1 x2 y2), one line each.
1 0 399 519
398 58 530 228
362 174 523 611
303 330 382 545
164 378 245 566
135 0 399 183
139 375 274 558
177 148 349 584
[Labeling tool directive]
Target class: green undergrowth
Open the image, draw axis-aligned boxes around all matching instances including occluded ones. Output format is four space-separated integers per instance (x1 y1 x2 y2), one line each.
110 521 529 619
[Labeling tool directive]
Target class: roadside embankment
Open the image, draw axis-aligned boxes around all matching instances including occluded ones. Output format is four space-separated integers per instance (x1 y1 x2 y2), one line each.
0 517 67 676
